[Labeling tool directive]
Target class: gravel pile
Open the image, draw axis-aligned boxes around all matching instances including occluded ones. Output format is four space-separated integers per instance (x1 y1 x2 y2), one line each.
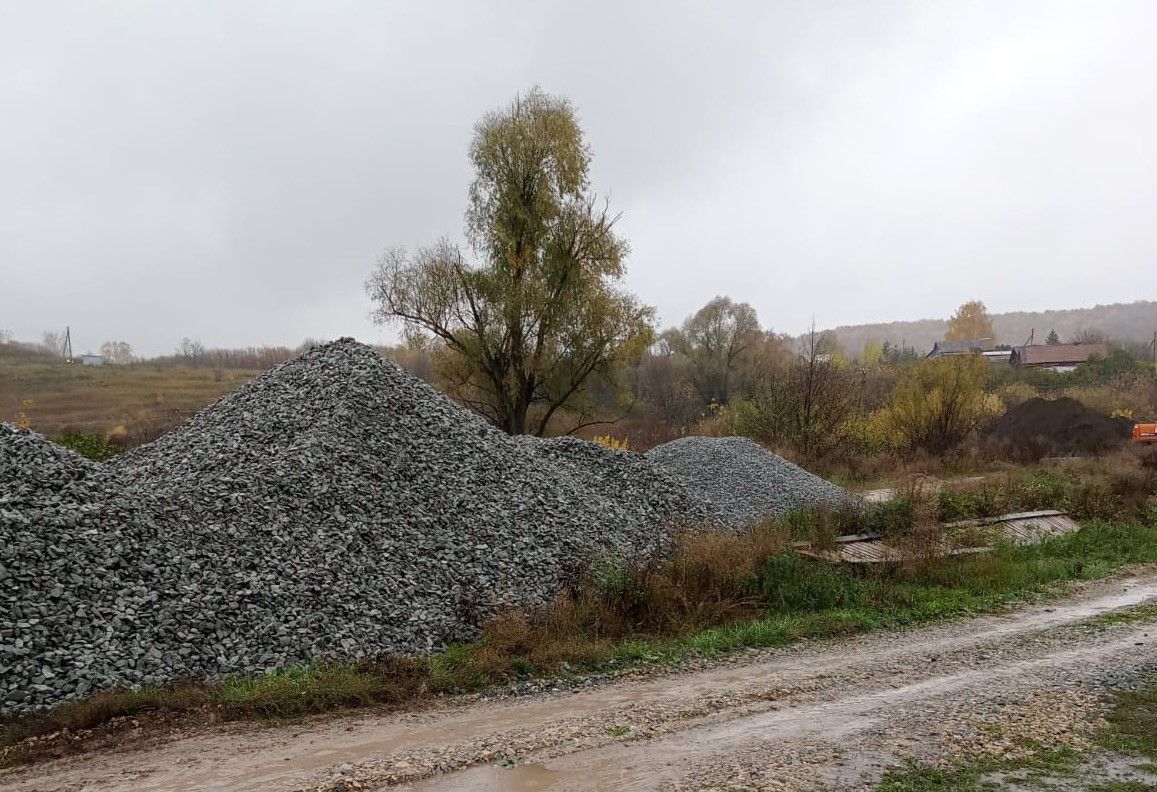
0 339 704 714
645 436 855 529
0 423 95 500
515 435 715 530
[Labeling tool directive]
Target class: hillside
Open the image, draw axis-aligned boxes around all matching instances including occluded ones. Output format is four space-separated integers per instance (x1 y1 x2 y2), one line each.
0 361 260 442
824 300 1157 358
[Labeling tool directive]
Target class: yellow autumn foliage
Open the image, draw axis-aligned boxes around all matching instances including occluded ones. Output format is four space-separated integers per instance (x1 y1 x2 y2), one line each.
592 434 630 451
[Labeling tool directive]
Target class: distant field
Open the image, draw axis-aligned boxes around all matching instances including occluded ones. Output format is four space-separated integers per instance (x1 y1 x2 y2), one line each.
0 362 259 442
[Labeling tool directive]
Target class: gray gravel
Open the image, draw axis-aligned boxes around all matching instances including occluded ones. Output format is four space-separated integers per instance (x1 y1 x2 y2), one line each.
645 436 856 529
0 339 708 715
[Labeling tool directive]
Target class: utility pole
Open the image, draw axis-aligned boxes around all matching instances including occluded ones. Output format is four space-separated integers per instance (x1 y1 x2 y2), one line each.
62 326 73 363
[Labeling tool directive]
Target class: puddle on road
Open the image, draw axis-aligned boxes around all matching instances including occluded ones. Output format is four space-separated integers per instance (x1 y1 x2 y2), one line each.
409 762 562 792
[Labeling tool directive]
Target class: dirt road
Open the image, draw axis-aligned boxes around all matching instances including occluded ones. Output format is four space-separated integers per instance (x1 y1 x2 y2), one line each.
4 571 1157 792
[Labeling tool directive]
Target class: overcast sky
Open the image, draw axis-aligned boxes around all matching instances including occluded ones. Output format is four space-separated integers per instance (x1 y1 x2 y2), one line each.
2 1 1155 356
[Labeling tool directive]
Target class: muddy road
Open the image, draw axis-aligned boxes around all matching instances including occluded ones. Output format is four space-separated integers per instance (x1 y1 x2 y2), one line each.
4 570 1156 791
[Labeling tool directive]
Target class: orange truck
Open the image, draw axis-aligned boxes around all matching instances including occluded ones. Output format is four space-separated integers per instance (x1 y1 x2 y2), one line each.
1135 423 1157 443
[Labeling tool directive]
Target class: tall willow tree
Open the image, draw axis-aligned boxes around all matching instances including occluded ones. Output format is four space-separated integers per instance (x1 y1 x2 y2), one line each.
665 296 764 405
367 88 654 435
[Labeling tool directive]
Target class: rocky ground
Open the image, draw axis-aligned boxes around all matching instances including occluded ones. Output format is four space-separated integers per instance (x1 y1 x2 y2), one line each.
3 569 1156 792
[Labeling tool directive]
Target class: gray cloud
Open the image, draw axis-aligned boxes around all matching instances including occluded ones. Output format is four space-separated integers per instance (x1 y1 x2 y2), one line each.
2 1 1155 356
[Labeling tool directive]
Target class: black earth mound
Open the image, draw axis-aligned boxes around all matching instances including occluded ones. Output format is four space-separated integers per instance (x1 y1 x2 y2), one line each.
987 397 1132 460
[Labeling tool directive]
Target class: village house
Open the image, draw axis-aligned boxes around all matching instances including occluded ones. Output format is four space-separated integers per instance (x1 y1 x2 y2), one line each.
925 339 994 359
1009 343 1110 373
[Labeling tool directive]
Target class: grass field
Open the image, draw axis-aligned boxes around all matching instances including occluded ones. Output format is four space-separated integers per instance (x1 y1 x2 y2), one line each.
0 362 257 443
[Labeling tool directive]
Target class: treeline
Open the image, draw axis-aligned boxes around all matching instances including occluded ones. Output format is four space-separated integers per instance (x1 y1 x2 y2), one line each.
0 338 59 366
827 300 1157 359
0 333 327 371
147 338 330 370
379 295 1156 477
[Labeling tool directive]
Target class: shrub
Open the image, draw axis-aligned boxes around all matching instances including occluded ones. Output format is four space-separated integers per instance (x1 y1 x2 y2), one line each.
883 356 1002 454
1066 374 1156 419
52 433 118 461
995 381 1038 409
841 409 902 455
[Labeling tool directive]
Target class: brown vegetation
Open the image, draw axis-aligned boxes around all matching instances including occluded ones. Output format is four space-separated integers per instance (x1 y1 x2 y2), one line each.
0 362 259 444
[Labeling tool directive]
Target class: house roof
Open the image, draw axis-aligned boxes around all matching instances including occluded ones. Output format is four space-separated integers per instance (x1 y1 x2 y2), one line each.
1012 343 1110 366
927 339 995 357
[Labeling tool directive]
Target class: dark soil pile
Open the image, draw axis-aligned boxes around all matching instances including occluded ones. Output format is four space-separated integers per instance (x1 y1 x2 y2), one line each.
987 397 1132 459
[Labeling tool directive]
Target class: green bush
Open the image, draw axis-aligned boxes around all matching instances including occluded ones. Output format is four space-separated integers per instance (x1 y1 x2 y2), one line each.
53 433 117 461
861 496 916 535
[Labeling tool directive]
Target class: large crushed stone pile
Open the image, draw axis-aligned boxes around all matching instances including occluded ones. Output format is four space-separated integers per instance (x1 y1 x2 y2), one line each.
987 397 1132 459
0 340 705 715
645 436 855 529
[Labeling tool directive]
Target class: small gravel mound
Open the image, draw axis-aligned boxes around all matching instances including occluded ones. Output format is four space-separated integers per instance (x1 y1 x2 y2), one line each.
1 339 703 715
645 436 855 529
0 423 95 503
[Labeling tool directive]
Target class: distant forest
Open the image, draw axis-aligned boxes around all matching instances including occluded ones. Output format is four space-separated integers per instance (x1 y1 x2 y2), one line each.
823 300 1157 358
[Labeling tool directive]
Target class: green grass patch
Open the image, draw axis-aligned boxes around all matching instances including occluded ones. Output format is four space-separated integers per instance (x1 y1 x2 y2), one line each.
51 432 118 461
879 680 1157 791
1101 677 1157 760
1088 604 1157 628
876 756 997 791
877 748 1086 791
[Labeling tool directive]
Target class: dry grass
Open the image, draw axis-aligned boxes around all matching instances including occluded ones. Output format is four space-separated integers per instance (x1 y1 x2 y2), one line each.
0 362 258 444
439 524 792 687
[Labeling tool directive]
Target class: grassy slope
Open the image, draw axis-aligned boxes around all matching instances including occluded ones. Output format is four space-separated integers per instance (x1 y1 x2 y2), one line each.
0 362 257 438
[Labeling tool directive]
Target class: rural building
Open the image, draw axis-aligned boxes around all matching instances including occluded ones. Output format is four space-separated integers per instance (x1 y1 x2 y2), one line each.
982 349 1012 364
926 339 994 359
1009 343 1110 372
80 354 104 366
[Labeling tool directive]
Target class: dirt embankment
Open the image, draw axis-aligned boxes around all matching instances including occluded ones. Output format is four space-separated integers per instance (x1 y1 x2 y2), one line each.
4 570 1156 792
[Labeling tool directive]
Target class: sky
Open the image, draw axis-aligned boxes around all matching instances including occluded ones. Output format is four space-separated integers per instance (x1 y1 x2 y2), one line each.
2 1 1155 357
